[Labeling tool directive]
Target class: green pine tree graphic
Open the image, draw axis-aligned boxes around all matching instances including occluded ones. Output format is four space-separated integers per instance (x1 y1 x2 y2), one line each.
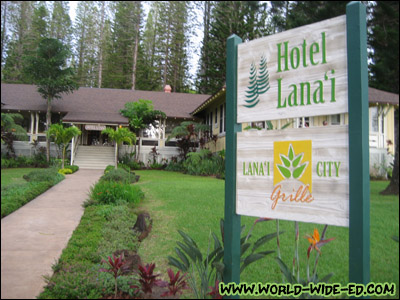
244 55 270 108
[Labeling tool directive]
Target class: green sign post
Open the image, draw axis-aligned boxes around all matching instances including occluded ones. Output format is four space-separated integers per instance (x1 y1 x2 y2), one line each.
346 1 370 285
224 1 369 297
224 34 242 298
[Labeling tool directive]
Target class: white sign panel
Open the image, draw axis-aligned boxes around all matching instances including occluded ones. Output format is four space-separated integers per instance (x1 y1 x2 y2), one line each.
237 15 347 123
85 125 106 131
236 126 349 227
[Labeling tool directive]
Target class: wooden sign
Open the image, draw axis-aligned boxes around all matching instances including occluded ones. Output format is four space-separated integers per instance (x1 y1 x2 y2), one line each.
237 15 347 123
236 126 349 227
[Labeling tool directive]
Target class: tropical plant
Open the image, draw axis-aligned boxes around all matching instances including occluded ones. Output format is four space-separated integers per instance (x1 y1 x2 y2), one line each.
131 263 167 296
120 100 166 161
47 123 81 169
167 121 210 159
101 127 136 168
168 218 279 298
161 268 189 297
275 225 335 298
100 253 126 299
1 113 29 157
23 38 79 162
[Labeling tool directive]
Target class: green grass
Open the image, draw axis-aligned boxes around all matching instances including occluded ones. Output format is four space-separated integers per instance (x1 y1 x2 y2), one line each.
1 167 41 187
135 170 399 299
1 168 64 218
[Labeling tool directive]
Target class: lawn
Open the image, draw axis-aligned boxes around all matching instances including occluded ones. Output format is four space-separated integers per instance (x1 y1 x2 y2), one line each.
1 167 40 187
135 170 399 299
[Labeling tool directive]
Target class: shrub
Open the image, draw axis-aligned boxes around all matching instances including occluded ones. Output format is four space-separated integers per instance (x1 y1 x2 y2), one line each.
104 165 115 174
58 168 73 175
183 149 224 178
1 173 65 218
64 165 79 173
86 181 144 206
100 168 139 184
23 168 64 183
165 160 185 172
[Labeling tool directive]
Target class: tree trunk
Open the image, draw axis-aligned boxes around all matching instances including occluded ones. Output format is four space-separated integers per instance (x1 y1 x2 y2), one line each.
163 13 171 87
98 1 105 88
46 97 52 162
131 14 140 90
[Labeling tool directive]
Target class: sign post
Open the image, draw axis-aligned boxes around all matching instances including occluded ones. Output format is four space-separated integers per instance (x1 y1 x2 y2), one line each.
346 1 370 285
224 34 242 298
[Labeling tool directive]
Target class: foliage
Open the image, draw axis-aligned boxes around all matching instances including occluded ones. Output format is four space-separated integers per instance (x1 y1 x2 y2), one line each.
39 205 140 299
100 253 127 298
100 168 139 184
23 37 78 162
58 168 72 175
1 168 64 218
47 123 81 169
165 160 185 172
131 263 167 296
183 149 225 178
64 165 79 173
23 167 63 183
120 99 166 161
162 268 189 297
168 218 277 298
102 127 136 167
86 181 144 207
167 121 210 159
1 113 29 157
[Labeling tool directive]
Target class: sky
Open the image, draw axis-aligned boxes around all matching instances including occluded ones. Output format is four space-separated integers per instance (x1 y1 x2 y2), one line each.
68 1 202 84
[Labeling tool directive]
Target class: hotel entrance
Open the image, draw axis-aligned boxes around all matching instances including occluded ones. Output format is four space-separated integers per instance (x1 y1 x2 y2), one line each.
82 125 112 146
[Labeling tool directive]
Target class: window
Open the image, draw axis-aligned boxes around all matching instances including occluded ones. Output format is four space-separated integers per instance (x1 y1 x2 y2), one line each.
250 121 265 129
298 117 310 128
215 108 218 126
330 114 341 125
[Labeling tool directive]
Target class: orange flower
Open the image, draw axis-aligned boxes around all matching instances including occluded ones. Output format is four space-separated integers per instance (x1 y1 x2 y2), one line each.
305 228 334 258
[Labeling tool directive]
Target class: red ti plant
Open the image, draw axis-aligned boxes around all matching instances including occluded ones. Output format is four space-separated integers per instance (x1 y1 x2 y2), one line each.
132 263 167 295
99 253 126 298
161 268 189 297
208 280 222 299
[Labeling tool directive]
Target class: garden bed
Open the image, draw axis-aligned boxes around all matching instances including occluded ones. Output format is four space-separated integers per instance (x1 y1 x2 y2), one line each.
37 171 399 298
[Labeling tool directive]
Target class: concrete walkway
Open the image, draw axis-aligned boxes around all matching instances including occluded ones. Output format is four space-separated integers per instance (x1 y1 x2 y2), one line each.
1 169 103 299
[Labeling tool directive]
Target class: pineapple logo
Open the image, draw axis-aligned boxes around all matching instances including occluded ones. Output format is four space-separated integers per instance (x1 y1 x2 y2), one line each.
274 140 312 192
244 55 270 108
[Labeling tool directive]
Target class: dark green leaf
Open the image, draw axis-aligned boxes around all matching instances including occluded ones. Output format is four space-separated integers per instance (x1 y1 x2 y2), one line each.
168 256 187 272
275 257 296 284
175 247 189 270
240 253 265 273
252 231 284 253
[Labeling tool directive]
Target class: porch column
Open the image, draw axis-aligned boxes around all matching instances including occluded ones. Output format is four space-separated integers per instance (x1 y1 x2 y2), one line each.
71 136 75 165
30 112 34 142
35 112 39 134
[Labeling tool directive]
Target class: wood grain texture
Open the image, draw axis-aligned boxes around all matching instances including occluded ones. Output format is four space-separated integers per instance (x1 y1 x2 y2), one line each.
236 126 349 227
237 15 347 123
